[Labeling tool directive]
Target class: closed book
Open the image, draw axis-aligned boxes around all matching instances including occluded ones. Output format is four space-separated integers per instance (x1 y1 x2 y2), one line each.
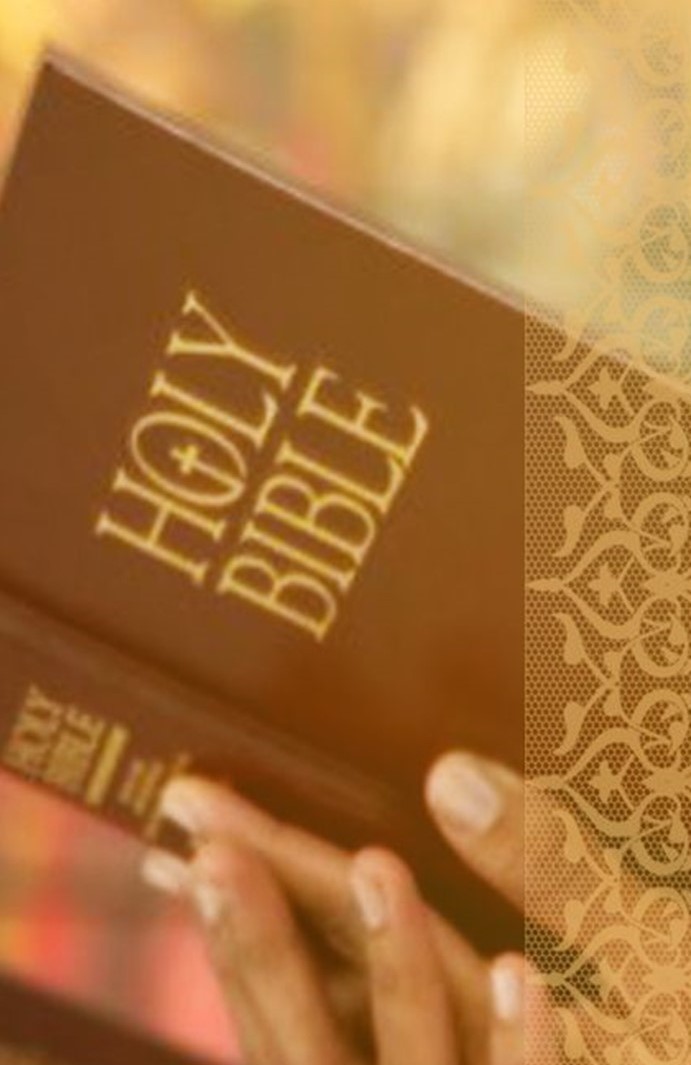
0 53 523 950
0 974 219 1065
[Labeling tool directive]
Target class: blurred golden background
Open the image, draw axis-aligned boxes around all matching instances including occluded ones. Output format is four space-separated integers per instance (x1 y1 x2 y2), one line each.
2 1 680 316
0 0 547 301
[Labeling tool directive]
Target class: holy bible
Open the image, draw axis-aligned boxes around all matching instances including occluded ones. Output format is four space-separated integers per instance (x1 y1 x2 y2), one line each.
0 53 523 950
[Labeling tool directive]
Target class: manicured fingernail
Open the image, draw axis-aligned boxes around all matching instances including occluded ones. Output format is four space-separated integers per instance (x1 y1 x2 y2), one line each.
159 778 208 836
350 867 388 933
193 883 226 927
427 754 503 834
141 850 189 895
491 958 524 1024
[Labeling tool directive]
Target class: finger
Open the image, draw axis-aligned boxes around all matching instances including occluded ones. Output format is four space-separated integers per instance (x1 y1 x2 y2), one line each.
489 955 525 1065
425 752 525 911
220 981 276 1065
159 776 358 958
188 840 351 1065
523 960 563 1065
489 954 566 1065
350 849 461 1065
140 848 274 1065
322 968 373 1057
159 777 489 1034
425 751 642 964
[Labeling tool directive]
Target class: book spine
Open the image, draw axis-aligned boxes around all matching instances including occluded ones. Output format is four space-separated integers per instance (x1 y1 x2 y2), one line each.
0 586 526 949
0 975 221 1065
0 1040 66 1065
0 584 403 856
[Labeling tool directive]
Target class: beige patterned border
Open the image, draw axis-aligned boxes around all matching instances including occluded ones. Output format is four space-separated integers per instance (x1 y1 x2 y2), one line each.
526 2 691 1061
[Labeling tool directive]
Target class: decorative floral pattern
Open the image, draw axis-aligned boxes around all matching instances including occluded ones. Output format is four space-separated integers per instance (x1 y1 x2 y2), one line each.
527 3 691 1061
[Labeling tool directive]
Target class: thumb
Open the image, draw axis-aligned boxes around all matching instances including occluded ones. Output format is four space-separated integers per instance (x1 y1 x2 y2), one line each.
425 752 525 911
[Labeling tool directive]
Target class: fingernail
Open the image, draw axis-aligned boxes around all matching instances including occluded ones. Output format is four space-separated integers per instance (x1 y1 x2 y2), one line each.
193 883 226 927
159 778 207 837
427 755 503 834
350 867 388 933
141 850 189 895
491 958 524 1024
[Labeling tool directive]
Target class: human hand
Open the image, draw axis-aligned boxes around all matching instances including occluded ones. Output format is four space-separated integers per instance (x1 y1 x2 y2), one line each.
140 755 557 1064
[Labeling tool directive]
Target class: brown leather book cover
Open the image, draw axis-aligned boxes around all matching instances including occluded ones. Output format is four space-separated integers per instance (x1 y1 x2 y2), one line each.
0 53 523 950
0 974 218 1065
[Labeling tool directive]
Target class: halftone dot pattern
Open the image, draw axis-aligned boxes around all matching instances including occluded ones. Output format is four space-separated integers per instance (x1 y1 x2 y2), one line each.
526 3 691 1062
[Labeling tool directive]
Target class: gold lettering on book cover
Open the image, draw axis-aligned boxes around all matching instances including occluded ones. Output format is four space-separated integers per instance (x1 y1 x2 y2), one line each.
527 2 691 1061
96 290 429 640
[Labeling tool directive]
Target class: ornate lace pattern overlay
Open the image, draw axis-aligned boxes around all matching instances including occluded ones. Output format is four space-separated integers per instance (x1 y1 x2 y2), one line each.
526 3 691 1062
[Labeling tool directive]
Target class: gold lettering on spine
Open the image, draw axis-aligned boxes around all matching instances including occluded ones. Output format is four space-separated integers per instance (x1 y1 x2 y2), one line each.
96 468 226 585
1 686 62 777
42 707 105 797
86 725 130 807
168 290 297 392
2 689 107 800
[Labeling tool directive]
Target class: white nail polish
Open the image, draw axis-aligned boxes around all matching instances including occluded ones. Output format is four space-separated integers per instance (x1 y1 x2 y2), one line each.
194 884 225 926
141 850 189 895
492 961 524 1024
